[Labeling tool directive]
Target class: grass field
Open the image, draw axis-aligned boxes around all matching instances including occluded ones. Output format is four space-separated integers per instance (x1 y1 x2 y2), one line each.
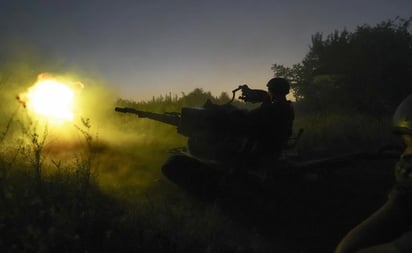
0 99 403 252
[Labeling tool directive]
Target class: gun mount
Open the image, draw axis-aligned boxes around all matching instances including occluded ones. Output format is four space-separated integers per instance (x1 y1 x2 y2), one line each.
115 102 253 163
115 84 282 163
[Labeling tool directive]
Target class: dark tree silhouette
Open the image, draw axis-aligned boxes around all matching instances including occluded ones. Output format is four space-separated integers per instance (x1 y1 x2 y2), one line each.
273 17 412 114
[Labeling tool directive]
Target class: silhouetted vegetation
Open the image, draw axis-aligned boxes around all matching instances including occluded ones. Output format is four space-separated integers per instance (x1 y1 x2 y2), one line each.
273 17 412 115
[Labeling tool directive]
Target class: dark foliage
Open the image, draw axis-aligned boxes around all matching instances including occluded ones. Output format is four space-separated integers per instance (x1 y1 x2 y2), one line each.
273 17 412 115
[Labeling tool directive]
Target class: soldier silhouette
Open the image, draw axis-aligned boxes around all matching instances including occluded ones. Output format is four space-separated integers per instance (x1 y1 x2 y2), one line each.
241 77 295 168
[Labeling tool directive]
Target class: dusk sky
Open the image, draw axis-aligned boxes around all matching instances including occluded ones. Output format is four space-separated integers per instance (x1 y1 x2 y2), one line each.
1 0 411 100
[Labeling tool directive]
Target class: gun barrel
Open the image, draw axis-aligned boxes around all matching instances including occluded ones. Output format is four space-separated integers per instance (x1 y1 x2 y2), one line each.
115 107 180 126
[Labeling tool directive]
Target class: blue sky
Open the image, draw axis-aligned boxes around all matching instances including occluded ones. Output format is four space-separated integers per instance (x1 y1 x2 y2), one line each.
1 0 411 100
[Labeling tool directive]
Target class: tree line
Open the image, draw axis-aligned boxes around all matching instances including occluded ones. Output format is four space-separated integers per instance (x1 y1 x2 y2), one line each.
272 17 412 115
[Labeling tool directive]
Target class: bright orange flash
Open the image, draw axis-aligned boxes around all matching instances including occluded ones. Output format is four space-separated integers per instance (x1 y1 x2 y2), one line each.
21 77 75 123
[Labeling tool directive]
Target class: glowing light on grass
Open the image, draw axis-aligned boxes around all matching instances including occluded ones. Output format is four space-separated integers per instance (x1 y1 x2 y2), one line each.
21 76 76 123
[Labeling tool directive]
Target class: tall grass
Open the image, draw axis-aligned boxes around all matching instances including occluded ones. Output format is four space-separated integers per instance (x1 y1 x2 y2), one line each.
0 107 272 252
293 112 400 155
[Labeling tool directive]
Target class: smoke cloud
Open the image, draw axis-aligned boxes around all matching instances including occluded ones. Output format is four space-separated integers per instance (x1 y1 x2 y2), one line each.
0 47 186 194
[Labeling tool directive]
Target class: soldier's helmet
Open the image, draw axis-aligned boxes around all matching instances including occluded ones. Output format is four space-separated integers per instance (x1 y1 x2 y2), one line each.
266 78 290 95
393 94 412 135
